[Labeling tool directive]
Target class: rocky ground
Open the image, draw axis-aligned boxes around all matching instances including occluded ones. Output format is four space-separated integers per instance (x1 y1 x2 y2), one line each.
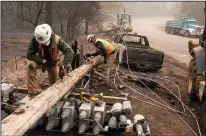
1 32 202 136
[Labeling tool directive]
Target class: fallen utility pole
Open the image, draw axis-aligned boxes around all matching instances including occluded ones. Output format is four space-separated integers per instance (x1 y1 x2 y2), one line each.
2 56 102 136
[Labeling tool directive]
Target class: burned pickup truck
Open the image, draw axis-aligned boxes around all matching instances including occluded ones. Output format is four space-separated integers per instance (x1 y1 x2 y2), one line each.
114 33 164 71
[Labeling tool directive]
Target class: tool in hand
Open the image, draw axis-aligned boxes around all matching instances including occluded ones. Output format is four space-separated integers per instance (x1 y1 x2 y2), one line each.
83 54 91 62
59 65 65 80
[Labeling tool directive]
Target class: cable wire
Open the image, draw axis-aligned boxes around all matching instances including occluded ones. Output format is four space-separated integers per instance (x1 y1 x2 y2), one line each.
113 31 200 136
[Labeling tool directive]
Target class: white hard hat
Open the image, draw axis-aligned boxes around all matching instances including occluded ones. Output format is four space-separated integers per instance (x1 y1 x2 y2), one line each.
87 34 95 43
34 24 52 44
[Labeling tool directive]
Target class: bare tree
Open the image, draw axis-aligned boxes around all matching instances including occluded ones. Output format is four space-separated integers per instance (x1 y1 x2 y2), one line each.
45 2 52 27
2 1 123 40
178 2 204 25
2 2 45 28
53 2 66 37
53 2 101 41
16 2 24 32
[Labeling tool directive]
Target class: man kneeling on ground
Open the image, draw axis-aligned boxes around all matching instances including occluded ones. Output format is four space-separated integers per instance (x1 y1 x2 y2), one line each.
27 24 74 98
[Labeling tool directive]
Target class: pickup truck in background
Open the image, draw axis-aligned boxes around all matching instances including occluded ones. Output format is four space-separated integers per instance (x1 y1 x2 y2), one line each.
165 17 204 37
113 33 164 71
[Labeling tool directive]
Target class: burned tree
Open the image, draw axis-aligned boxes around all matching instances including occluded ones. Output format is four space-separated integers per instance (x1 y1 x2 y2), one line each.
178 2 205 25
53 2 101 41
45 2 52 27
2 1 123 39
2 2 45 28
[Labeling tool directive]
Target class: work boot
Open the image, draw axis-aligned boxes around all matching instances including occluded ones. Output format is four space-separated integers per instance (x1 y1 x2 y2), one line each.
28 94 37 100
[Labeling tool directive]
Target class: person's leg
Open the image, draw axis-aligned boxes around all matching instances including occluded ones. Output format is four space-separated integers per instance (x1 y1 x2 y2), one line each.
76 54 80 68
71 55 76 70
27 61 42 94
47 67 58 86
107 52 117 67
119 44 125 64
106 52 117 80
114 43 120 63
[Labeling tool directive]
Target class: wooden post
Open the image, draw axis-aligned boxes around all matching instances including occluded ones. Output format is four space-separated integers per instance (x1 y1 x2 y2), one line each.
15 56 18 70
2 56 102 136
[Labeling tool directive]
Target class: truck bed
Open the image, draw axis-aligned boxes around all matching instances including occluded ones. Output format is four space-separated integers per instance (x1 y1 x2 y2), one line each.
166 21 181 28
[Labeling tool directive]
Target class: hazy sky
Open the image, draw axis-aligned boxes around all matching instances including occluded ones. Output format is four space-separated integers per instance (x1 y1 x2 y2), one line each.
123 2 182 18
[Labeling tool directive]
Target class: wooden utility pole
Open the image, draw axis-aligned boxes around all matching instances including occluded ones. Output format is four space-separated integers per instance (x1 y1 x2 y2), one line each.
85 19 88 35
2 56 102 136
16 2 24 32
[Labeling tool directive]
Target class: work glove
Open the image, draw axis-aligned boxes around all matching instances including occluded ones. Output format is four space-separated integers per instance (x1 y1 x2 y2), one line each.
45 60 56 68
65 63 72 73
85 53 92 58
59 65 65 80
41 68 46 72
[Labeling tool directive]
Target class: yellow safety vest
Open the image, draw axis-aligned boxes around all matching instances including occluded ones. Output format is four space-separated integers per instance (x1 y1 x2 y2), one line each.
96 38 115 56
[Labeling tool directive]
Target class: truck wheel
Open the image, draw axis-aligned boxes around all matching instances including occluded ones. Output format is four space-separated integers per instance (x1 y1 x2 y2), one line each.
184 31 190 37
187 59 197 100
200 97 206 135
199 34 203 46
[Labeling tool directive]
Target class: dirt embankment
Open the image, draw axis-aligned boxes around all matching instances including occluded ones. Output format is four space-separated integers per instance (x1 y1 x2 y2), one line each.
1 32 201 136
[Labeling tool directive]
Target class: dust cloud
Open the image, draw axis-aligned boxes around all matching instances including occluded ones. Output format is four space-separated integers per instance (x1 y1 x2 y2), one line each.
123 2 182 18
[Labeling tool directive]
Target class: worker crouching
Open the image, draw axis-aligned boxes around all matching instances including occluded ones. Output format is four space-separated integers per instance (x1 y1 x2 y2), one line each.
27 24 74 97
86 34 117 81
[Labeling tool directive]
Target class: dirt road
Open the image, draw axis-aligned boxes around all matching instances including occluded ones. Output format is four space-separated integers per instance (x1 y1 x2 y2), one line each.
132 17 199 65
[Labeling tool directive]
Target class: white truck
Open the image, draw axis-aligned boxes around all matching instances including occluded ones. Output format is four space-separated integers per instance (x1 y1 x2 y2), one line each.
165 17 204 37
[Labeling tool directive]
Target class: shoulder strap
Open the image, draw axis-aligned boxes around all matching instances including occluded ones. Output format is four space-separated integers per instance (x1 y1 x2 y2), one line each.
54 35 60 45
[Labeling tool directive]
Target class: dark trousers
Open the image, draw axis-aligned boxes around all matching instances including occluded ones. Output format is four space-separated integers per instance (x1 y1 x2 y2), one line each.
71 54 80 70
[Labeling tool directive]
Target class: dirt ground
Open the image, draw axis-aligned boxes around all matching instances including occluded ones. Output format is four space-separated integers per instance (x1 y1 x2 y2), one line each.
1 32 202 136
